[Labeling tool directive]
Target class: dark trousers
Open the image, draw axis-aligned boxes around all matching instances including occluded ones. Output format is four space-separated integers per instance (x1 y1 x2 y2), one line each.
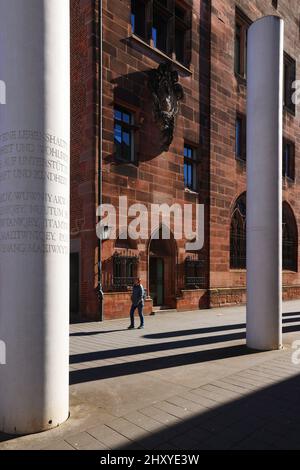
130 303 144 327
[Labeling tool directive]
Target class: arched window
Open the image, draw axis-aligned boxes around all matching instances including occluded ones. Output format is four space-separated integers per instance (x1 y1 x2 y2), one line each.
230 193 246 269
283 203 298 272
230 196 298 272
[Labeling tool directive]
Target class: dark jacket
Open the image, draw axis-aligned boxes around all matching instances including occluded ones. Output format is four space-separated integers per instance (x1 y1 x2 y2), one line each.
131 284 145 306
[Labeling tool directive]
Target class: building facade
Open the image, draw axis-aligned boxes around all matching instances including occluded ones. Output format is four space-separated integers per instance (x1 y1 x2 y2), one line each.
70 0 300 321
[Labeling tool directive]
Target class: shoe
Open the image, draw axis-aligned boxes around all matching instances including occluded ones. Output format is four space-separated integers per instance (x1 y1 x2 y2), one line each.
138 325 144 329
128 325 135 330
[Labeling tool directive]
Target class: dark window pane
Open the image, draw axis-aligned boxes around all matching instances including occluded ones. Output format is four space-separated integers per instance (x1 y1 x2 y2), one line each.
184 145 197 189
131 13 135 33
184 162 193 188
123 131 130 146
236 118 242 158
283 204 298 271
114 107 134 162
235 11 251 77
175 27 185 63
283 140 295 180
152 27 157 47
115 140 122 160
114 124 122 144
235 115 246 161
184 164 188 184
188 164 192 186
123 145 131 161
283 143 287 177
175 5 185 20
284 54 296 114
184 146 193 159
115 109 122 121
235 25 242 75
153 14 168 52
123 112 131 124
230 194 246 269
131 0 146 38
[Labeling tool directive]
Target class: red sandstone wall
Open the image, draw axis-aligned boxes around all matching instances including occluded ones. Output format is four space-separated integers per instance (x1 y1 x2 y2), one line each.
101 0 207 317
70 0 300 320
209 0 300 302
70 0 99 319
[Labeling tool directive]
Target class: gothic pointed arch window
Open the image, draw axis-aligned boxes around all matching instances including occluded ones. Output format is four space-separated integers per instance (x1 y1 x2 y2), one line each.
283 202 298 272
230 193 246 269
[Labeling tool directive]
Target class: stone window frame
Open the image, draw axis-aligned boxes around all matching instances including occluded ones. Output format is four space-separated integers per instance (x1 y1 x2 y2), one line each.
283 52 296 116
283 138 295 182
113 105 137 164
282 202 298 272
112 253 139 291
230 193 247 270
230 195 298 273
131 0 147 39
184 257 205 289
235 112 246 163
234 7 251 80
130 0 192 67
184 143 198 191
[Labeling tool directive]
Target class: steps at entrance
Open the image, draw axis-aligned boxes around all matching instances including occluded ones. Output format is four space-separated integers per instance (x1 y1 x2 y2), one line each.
151 306 177 315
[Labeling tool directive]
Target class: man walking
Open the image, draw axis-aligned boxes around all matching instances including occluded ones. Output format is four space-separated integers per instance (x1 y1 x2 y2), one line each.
128 278 145 330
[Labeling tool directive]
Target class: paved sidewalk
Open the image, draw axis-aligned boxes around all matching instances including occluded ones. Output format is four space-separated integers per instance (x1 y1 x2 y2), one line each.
1 301 300 450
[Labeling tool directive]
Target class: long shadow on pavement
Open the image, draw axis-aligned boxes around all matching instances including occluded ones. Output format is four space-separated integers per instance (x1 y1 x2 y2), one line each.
70 344 255 384
70 316 299 365
70 331 246 364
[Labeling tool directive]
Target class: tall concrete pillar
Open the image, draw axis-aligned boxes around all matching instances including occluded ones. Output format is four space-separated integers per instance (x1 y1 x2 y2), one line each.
0 0 70 434
247 16 283 351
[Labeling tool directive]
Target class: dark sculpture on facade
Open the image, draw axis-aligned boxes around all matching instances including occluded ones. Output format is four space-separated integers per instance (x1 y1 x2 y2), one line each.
148 62 184 151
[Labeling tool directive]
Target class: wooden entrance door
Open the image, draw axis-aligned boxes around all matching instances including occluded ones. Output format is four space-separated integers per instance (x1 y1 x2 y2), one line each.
149 257 164 306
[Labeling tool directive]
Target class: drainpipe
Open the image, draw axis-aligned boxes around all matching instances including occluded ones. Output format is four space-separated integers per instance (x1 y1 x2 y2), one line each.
97 0 104 321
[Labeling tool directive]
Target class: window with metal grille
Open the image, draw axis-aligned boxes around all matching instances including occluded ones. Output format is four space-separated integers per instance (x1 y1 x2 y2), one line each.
230 196 298 272
112 253 138 291
184 258 205 289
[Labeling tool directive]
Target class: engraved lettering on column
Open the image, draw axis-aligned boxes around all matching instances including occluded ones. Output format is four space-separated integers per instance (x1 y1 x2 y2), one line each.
0 130 69 255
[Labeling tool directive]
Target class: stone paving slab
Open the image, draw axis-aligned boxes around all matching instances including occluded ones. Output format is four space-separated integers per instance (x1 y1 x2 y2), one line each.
1 301 300 450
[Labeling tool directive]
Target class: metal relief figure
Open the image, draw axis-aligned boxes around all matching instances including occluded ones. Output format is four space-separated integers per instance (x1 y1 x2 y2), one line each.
148 62 184 151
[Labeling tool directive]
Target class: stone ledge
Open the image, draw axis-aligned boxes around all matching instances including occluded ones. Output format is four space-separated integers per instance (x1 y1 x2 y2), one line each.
126 34 193 77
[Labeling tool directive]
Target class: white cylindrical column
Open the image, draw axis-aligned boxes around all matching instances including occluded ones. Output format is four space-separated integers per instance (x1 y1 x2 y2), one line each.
247 16 283 351
0 0 70 434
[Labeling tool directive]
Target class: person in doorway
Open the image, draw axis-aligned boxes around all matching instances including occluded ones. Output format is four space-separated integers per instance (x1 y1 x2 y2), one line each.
128 278 145 329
